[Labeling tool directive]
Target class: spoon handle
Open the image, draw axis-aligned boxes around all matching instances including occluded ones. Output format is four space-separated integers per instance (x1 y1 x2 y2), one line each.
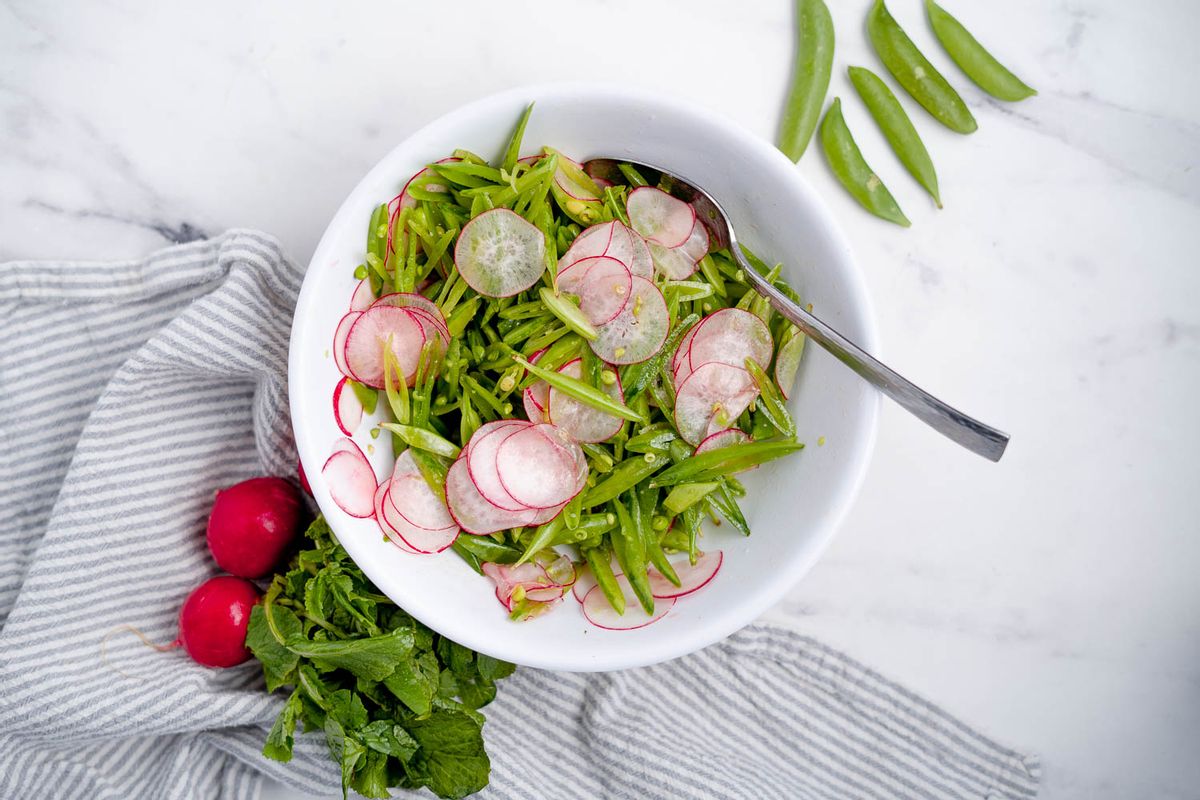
732 244 1010 461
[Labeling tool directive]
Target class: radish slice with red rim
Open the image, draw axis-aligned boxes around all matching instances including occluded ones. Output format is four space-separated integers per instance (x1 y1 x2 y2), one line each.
557 222 613 278
323 447 377 519
609 222 654 279
548 359 624 443
521 349 550 423
572 257 633 326
627 186 695 248
384 475 457 553
683 308 774 380
582 576 675 630
375 483 419 554
466 421 533 512
695 428 752 456
333 377 363 436
370 293 448 337
671 323 702 383
554 154 603 203
648 240 699 280
330 437 366 459
403 307 452 350
589 276 669 365
454 208 547 298
572 565 598 603
775 328 806 400
526 499 569 527
445 457 535 534
397 157 457 212
332 312 361 378
648 551 723 598
676 219 711 262
495 423 587 509
674 362 758 445
344 306 428 388
350 279 375 311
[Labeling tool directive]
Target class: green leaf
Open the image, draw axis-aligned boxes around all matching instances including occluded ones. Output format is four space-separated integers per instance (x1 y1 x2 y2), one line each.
350 750 391 799
360 720 419 761
285 628 414 682
407 711 491 800
246 604 303 692
263 689 302 762
324 716 366 799
327 689 369 730
382 655 436 716
475 654 515 682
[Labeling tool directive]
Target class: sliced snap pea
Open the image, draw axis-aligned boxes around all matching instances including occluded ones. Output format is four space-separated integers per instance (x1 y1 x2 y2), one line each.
515 516 565 566
819 98 911 228
680 506 703 563
639 486 680 589
581 452 669 508
848 66 942 208
584 546 625 615
500 103 534 173
925 0 1036 102
346 380 379 415
538 287 599 341
707 481 751 537
408 448 451 505
663 482 720 514
612 497 654 614
513 354 644 423
867 0 977 134
382 344 410 425
778 0 836 161
744 358 796 438
452 535 522 568
379 423 461 459
650 440 805 487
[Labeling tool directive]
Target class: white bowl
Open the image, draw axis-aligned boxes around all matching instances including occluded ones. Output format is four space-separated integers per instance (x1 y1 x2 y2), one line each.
289 83 878 672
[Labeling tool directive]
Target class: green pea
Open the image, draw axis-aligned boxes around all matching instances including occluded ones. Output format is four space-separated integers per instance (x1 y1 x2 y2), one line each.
778 0 836 161
925 0 1036 102
867 0 977 134
848 66 942 208
819 99 911 228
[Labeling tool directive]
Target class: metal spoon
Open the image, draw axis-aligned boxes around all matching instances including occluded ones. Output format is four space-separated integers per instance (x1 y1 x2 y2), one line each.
586 158 1010 462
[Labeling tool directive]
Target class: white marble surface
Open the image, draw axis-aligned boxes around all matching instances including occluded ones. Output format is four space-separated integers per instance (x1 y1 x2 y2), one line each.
4 0 1198 797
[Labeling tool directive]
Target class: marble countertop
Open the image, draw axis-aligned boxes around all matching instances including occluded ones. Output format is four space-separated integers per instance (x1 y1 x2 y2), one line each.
4 1 1198 797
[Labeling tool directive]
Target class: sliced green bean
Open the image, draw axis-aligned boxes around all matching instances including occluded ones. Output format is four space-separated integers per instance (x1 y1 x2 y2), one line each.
819 99 911 228
925 0 1036 102
513 354 644 423
778 0 836 161
867 0 977 134
848 66 942 208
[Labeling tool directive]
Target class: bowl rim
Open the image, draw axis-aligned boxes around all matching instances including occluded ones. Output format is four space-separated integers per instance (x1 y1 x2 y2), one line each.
289 81 880 671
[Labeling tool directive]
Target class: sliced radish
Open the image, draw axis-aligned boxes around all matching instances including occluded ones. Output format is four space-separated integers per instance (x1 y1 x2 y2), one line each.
391 448 422 479
555 156 603 203
467 421 533 512
454 208 546 298
648 551 723 598
582 576 675 630
572 257 633 326
375 483 419 554
678 219 711 263
674 362 758 445
397 157 457 212
682 308 774 382
350 278 376 311
648 240 699 280
538 552 577 586
592 176 614 189
671 323 702 380
343 306 429 388
370 292 446 327
589 276 669 365
526 500 569 527
609 222 655 279
775 328 806 400
330 437 366 459
572 565 598 603
495 423 587 509
445 457 532 535
404 306 452 351
523 383 549 423
548 359 624 443
557 223 614 279
333 377 363 436
627 186 695 248
322 446 377 519
332 312 361 378
694 428 751 455
384 475 458 553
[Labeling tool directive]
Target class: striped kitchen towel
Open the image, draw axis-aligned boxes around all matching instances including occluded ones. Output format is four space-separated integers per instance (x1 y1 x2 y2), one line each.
0 231 1040 800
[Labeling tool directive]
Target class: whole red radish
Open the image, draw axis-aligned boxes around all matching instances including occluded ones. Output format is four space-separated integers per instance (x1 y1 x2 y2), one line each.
176 576 260 668
207 476 304 578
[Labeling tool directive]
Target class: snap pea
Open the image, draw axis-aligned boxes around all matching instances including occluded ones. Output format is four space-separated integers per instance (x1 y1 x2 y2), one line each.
639 485 679 588
625 425 679 455
679 506 703 563
744 358 796 438
707 481 751 536
663 482 720 514
538 287 599 341
581 452 669 508
512 354 644 423
501 103 534 173
621 312 700 399
819 98 911 228
612 497 654 614
848 66 942 208
379 423 460 459
778 0 836 161
382 345 410 425
580 442 615 473
452 535 523 570
867 0 977 134
346 380 378 415
583 546 625 615
649 440 805 486
408 448 451 505
515 516 566 566
925 0 1036 102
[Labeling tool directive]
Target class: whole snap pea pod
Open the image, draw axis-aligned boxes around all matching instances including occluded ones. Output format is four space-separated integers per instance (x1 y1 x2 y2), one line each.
925 0 1036 102
819 99 911 228
867 0 977 134
778 0 836 161
848 66 942 208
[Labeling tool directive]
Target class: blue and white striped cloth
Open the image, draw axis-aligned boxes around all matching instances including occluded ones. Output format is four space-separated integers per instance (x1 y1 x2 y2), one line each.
0 231 1040 799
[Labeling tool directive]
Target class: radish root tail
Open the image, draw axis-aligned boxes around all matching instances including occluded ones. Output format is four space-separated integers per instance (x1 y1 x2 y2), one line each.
100 624 180 679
